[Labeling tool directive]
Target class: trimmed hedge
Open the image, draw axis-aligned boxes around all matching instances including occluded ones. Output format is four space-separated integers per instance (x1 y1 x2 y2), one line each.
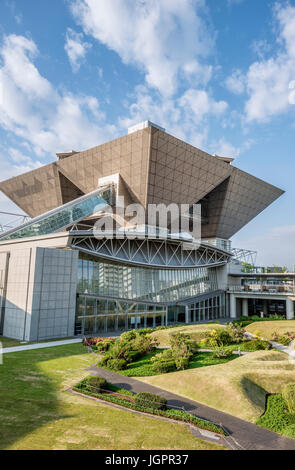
134 392 167 411
73 378 226 436
85 376 107 393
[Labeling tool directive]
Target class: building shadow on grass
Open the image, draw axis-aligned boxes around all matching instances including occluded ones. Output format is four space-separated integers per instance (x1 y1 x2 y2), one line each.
0 344 86 449
240 375 267 412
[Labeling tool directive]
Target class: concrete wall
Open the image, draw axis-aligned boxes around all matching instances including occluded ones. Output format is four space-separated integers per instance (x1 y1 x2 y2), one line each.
1 247 78 341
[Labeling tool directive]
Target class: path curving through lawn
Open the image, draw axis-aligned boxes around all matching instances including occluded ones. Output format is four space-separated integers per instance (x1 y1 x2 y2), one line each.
86 362 295 450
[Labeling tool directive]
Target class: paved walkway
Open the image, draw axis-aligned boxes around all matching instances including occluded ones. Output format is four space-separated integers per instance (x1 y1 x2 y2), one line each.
87 363 295 451
2 338 82 354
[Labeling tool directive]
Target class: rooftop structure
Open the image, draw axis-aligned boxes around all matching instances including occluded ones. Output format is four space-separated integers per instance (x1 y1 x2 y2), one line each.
0 123 288 342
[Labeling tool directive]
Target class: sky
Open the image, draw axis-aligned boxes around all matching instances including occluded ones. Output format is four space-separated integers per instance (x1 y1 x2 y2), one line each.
0 0 295 268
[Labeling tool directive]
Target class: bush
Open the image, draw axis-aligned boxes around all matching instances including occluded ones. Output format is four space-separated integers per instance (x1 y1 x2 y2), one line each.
96 339 115 352
134 392 167 410
228 322 246 343
125 350 142 362
282 383 295 414
107 358 128 370
136 328 154 335
212 347 233 359
120 330 138 342
174 355 190 370
272 331 295 346
98 355 111 367
151 349 176 374
83 337 102 346
242 339 272 351
85 376 107 393
204 328 232 347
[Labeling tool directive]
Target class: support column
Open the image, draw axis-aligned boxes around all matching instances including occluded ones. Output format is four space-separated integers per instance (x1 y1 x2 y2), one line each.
263 300 268 317
230 294 237 319
286 298 295 320
242 298 248 317
185 305 189 324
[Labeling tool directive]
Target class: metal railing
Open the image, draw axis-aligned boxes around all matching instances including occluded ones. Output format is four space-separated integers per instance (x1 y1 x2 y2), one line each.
228 285 295 295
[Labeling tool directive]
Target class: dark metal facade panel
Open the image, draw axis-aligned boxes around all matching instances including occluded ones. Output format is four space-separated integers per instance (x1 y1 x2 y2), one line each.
0 125 284 239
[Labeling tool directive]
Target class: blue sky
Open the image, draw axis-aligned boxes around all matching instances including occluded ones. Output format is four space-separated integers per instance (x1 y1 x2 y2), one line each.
0 0 295 267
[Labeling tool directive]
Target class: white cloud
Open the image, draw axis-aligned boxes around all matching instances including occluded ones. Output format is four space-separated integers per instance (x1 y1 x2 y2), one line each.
118 85 228 150
225 69 245 95
70 0 214 96
178 89 228 123
0 34 116 161
65 28 92 72
228 3 295 122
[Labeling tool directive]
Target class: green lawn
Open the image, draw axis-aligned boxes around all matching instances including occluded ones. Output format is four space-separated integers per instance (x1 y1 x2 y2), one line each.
0 336 75 348
0 336 22 348
102 349 237 377
140 350 295 423
0 343 225 450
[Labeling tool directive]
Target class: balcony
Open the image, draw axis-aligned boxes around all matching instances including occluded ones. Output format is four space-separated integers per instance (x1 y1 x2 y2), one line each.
228 284 295 295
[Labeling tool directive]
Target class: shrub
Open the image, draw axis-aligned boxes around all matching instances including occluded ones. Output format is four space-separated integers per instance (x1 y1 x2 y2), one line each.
204 328 232 347
136 328 154 335
212 347 233 359
174 355 190 370
152 359 176 374
83 337 102 346
134 392 167 410
96 339 115 352
242 339 272 351
151 349 176 374
228 322 246 343
98 355 111 367
169 333 196 364
125 350 142 362
107 358 128 370
282 383 295 414
85 376 107 393
120 330 138 342
272 331 295 346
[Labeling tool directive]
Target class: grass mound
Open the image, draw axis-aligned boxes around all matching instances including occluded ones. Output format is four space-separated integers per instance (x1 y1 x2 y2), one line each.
110 350 236 377
139 350 295 422
151 324 226 347
245 320 295 341
0 344 225 450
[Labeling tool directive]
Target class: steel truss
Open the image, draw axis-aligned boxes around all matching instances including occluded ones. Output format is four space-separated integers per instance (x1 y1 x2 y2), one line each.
69 233 230 268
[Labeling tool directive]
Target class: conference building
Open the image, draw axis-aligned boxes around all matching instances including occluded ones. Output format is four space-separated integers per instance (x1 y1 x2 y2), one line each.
0 122 288 342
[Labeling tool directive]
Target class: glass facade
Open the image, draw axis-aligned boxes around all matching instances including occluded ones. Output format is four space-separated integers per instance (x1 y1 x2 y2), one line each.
77 254 218 303
75 296 167 335
187 294 225 322
0 187 112 241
